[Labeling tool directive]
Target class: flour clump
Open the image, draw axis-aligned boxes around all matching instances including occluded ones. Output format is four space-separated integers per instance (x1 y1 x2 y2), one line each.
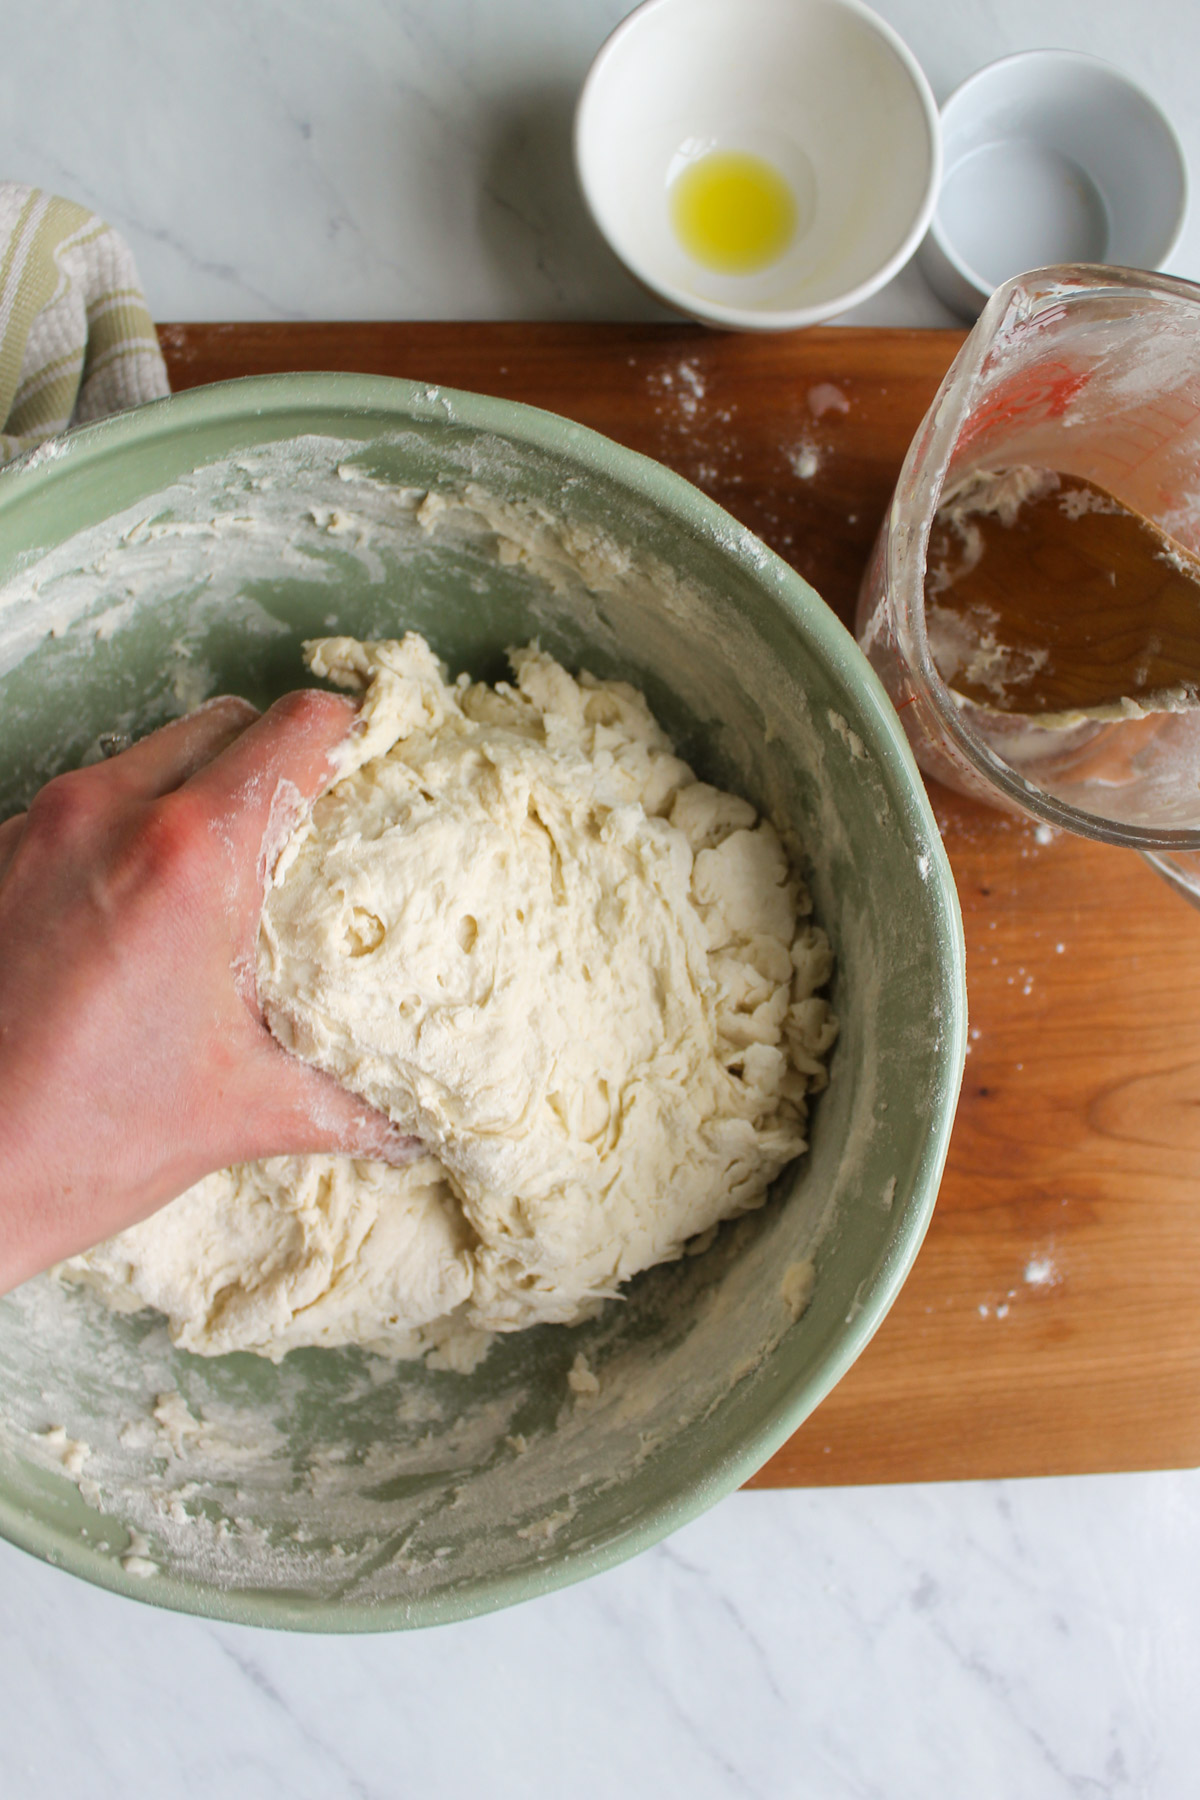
66 635 837 1363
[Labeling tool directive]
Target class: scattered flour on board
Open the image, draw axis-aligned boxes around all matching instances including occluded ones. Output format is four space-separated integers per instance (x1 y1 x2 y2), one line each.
675 359 706 419
979 1251 1062 1319
787 386 849 478
788 440 821 481
807 383 850 419
648 359 707 422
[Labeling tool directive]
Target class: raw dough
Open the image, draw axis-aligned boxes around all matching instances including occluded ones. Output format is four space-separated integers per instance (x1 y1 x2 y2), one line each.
66 635 837 1365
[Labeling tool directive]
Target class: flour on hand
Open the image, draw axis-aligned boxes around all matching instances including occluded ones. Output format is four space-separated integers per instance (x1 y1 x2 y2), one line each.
65 636 837 1364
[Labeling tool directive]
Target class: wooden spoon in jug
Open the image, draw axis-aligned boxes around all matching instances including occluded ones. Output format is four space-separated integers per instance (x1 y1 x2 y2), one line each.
924 466 1200 718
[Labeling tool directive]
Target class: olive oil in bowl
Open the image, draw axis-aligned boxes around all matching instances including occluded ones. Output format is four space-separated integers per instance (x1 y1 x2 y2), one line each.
669 150 797 275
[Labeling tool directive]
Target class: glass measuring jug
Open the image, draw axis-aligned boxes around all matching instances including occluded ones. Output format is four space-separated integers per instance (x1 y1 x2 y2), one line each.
856 264 1200 906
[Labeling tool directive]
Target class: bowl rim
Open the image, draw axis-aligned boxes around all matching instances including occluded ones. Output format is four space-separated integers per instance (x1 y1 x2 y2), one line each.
0 370 967 1630
923 48 1189 308
573 0 943 331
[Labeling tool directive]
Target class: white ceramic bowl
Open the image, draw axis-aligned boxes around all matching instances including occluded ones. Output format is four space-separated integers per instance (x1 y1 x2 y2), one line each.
918 51 1188 320
574 0 941 331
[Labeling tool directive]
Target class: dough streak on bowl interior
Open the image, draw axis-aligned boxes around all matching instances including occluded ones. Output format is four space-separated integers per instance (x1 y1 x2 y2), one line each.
0 374 965 1629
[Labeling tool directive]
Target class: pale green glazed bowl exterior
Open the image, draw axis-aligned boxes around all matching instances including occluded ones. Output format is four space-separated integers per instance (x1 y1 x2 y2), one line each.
0 374 965 1630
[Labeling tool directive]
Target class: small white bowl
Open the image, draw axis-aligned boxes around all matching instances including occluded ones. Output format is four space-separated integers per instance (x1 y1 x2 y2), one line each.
918 50 1189 320
574 0 941 331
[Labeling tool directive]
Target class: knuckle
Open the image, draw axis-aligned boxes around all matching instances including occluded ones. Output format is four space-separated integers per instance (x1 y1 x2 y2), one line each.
24 768 99 843
16 772 220 920
121 791 208 889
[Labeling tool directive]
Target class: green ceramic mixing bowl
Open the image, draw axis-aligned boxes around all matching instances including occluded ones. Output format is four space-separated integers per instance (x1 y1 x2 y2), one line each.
0 374 965 1629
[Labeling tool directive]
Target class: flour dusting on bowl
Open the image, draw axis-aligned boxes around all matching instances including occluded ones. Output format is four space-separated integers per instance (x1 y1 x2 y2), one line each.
0 378 964 1627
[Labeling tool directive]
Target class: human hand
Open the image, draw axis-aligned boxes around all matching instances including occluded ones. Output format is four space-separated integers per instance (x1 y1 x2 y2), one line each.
0 691 412 1294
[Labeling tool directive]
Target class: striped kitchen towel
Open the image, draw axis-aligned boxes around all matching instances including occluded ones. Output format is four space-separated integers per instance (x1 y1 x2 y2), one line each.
0 183 169 467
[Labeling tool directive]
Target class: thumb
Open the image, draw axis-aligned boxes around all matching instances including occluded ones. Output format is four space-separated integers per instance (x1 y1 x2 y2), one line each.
230 1033 423 1169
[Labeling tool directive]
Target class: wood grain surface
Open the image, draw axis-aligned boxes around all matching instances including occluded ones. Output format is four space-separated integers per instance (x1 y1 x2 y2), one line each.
159 322 1200 1486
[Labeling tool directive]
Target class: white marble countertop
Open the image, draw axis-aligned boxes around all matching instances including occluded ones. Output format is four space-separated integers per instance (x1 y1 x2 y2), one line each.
2 4 1200 1795
2 0 1197 327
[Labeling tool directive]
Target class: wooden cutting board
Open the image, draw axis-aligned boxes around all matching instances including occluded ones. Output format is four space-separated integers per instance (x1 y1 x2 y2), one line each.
159 322 1200 1487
